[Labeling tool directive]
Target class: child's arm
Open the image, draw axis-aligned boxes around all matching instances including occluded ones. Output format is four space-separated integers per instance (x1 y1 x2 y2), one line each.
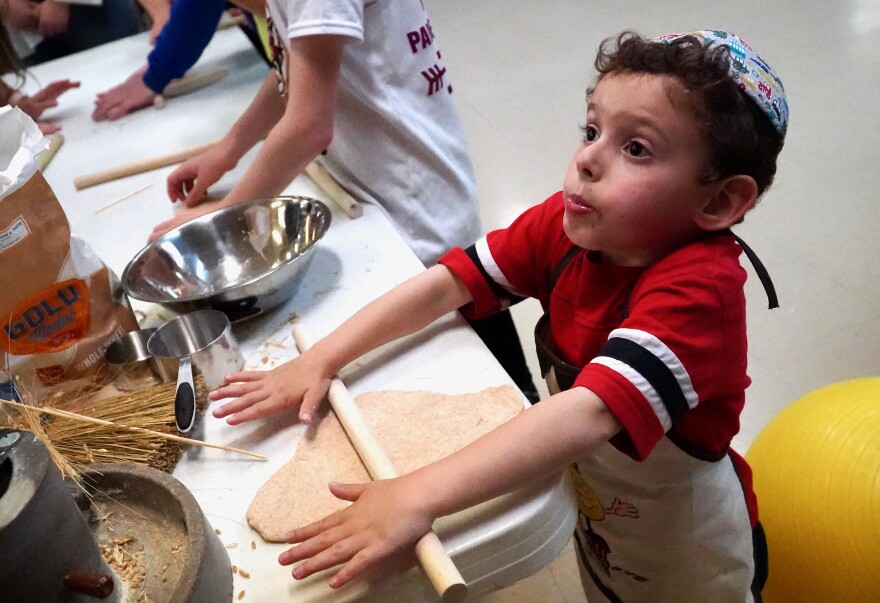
211 264 474 425
281 385 622 588
154 34 345 240
163 71 287 206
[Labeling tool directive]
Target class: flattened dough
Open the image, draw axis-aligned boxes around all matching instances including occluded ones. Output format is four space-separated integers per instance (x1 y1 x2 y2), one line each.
247 386 524 541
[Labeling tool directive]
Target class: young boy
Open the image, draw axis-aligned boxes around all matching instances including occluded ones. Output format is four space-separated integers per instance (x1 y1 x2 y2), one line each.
211 30 788 601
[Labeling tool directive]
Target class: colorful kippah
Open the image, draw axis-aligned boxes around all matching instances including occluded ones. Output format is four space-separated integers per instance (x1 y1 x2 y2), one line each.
656 30 789 137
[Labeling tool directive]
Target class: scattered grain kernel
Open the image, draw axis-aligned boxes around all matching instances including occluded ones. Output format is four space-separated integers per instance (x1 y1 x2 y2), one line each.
231 565 238 574
237 590 245 600
250 541 256 550
226 543 238 549
215 528 222 535
239 569 250 579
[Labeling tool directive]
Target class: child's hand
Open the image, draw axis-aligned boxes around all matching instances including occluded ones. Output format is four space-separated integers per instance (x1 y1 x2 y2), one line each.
93 67 153 122
210 353 333 425
166 143 235 207
148 200 217 242
16 79 80 120
31 79 80 103
38 122 61 135
281 479 436 588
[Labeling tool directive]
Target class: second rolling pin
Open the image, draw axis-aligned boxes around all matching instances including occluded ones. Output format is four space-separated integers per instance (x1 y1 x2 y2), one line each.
304 161 363 219
73 141 217 190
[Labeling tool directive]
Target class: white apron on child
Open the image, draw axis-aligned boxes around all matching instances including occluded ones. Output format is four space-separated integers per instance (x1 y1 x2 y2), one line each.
570 437 756 602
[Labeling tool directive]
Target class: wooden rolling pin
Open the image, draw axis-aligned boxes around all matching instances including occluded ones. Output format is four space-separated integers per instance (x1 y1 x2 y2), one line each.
292 325 467 603
304 161 363 219
73 141 216 190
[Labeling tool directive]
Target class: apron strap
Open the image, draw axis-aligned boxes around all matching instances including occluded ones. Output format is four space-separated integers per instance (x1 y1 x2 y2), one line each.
728 232 779 309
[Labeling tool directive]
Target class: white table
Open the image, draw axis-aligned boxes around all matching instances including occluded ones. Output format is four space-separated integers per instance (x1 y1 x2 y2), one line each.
20 27 576 601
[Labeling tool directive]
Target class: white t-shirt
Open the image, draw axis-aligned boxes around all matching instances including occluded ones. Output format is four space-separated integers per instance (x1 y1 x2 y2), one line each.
265 0 481 265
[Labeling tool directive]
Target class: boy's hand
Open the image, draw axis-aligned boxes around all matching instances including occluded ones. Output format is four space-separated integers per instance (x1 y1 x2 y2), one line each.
210 354 333 425
281 479 435 588
166 143 236 207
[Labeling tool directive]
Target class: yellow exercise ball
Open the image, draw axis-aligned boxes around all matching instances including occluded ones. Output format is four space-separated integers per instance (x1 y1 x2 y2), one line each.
746 378 880 603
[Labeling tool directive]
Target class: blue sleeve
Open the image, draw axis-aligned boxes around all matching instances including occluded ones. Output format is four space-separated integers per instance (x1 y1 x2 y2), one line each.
142 0 228 93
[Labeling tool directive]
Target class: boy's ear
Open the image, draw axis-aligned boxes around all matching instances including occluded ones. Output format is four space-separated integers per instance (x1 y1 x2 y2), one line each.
695 175 758 231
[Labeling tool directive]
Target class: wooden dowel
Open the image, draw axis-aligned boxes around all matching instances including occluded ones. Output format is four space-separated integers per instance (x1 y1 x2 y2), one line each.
304 161 363 219
36 133 64 171
0 399 267 461
162 68 228 99
73 141 217 191
291 325 467 603
94 183 153 214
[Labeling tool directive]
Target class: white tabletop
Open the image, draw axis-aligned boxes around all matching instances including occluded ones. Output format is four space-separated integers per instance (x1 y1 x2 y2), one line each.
19 28 576 601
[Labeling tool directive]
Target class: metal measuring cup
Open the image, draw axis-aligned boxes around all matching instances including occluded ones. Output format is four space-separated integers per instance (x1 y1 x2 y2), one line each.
147 310 243 433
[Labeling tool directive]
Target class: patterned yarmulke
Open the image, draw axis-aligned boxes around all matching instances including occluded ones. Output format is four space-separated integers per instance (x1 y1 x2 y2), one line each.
656 30 789 137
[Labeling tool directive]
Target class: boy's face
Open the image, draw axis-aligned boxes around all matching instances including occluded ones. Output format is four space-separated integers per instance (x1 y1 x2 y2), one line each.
562 72 716 266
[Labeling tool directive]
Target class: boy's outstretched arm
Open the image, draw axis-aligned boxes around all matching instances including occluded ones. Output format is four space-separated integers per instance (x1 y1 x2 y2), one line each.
211 264 474 424
281 385 622 588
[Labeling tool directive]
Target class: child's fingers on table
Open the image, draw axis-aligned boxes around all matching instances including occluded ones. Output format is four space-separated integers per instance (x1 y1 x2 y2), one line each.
209 380 260 401
280 524 351 566
212 389 271 418
225 394 296 424
208 383 259 401
107 101 135 121
223 370 268 383
213 391 270 418
92 97 116 121
290 536 364 580
328 551 380 589
149 218 178 242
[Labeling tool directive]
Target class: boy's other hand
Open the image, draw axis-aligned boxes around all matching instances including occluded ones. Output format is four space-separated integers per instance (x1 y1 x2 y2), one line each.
210 354 333 425
280 479 435 588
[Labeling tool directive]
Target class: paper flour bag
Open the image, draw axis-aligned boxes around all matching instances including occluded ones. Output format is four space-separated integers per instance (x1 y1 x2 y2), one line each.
0 107 138 400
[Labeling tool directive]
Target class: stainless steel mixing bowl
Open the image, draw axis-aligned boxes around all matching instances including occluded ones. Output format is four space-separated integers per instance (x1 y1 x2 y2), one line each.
122 196 331 320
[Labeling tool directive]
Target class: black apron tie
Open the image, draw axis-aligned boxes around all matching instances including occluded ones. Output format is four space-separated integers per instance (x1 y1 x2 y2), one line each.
729 232 779 309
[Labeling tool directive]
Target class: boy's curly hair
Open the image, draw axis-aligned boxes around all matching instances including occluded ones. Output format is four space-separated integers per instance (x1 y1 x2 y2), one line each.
590 31 784 197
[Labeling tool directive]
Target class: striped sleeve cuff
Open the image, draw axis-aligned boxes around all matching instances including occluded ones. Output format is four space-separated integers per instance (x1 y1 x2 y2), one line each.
576 328 699 460
438 247 504 319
